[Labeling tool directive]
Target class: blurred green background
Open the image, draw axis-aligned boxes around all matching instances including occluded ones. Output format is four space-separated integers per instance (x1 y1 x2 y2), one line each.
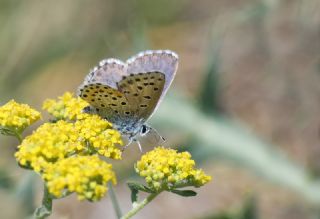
1 0 320 218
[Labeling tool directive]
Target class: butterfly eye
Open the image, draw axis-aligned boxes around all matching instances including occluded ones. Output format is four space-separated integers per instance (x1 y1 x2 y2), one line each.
140 125 149 136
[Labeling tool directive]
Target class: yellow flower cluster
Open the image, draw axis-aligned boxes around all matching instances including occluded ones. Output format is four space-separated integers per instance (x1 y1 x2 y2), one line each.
0 100 41 131
15 121 80 172
42 155 116 201
135 147 211 190
43 92 89 120
74 115 123 159
15 116 122 172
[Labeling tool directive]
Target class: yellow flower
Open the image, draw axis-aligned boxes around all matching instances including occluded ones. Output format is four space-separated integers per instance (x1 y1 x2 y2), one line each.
135 147 211 190
43 92 89 121
0 100 41 131
15 121 80 172
15 117 122 172
75 115 123 159
42 155 116 201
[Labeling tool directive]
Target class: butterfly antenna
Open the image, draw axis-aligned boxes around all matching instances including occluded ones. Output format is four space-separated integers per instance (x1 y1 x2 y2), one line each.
151 127 166 143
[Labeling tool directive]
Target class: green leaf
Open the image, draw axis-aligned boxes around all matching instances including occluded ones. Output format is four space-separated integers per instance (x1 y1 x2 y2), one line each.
170 189 197 197
128 185 138 203
127 182 154 193
127 182 154 203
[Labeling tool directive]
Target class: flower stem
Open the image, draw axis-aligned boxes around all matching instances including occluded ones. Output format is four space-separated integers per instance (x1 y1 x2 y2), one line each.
120 191 160 219
108 182 122 219
34 185 52 219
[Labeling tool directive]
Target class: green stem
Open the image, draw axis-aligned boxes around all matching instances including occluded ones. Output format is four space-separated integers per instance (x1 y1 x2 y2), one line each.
108 182 122 219
15 131 23 143
120 191 160 219
33 184 52 219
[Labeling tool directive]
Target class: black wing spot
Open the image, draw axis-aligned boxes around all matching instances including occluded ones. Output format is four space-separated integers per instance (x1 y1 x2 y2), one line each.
158 78 163 81
114 110 119 114
130 73 134 76
91 99 95 102
95 86 100 88
83 94 88 97
143 83 148 86
101 104 105 107
150 82 155 85
151 76 155 79
124 91 130 94
98 98 101 101
99 89 104 93
137 86 143 90
125 111 130 115
94 91 98 94
128 80 133 84
90 87 94 90
104 94 108 97
138 73 143 75
96 108 100 112
135 78 141 82
121 102 126 105
140 104 148 108
143 77 148 80
110 103 117 106
112 97 117 100
154 87 159 91
122 76 127 80
92 94 96 97
143 96 151 99
85 90 90 93
133 93 139 96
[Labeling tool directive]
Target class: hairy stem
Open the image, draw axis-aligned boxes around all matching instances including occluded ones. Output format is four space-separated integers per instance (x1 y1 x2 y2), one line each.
120 191 160 219
33 185 52 219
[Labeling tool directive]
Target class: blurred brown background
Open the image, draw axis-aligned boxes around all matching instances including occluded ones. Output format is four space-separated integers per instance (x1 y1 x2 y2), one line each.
1 0 320 218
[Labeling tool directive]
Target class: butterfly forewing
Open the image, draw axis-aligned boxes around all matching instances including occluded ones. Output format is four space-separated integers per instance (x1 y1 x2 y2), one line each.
79 83 136 124
117 72 165 120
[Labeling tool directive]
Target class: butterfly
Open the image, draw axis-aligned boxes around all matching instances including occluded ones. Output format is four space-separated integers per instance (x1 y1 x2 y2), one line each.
77 50 179 150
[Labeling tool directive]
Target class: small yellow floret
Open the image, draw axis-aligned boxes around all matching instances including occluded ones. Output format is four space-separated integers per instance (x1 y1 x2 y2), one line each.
135 147 211 190
42 155 116 201
0 100 41 131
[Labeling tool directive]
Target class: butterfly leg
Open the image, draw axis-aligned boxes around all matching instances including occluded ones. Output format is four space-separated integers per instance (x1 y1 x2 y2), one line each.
135 139 143 152
121 138 133 151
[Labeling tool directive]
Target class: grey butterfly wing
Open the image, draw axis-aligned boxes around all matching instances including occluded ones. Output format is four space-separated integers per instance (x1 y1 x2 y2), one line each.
125 50 178 118
78 58 126 90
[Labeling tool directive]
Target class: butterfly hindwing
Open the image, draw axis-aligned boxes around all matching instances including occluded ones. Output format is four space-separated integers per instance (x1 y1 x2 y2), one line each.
117 72 165 121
